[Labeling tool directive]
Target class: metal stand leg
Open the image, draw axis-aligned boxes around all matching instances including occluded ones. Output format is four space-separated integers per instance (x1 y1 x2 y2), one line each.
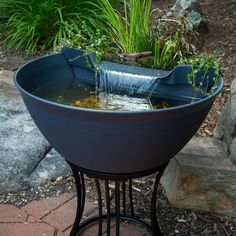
69 166 85 236
105 181 111 236
67 162 168 236
150 166 167 235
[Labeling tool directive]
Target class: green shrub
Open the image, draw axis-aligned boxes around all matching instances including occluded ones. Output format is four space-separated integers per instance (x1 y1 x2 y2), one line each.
54 21 110 65
0 0 120 54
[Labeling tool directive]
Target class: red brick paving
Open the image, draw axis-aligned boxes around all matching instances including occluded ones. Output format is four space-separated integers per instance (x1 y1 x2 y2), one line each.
42 198 96 232
0 222 56 236
42 197 77 231
0 204 27 223
22 193 75 219
0 193 151 236
27 215 43 223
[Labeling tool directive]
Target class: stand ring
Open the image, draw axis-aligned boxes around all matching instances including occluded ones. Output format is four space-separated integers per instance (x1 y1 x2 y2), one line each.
67 162 168 236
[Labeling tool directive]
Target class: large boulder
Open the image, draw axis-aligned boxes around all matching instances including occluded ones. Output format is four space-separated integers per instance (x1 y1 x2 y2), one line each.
29 149 70 187
0 70 70 194
161 137 236 217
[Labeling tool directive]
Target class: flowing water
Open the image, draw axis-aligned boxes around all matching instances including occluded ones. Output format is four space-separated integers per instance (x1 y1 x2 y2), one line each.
99 61 162 97
34 63 186 111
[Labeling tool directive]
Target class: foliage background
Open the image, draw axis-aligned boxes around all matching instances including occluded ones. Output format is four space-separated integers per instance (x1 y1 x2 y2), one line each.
0 0 120 53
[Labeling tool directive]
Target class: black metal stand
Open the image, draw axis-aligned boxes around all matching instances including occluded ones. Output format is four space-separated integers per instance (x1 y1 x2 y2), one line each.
67 162 168 236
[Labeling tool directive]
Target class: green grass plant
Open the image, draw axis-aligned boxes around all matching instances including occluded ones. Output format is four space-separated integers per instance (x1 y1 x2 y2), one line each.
96 0 153 54
0 0 119 54
154 37 179 69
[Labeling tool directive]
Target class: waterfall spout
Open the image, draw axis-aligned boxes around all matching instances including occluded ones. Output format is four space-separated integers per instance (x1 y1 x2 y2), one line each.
99 61 168 97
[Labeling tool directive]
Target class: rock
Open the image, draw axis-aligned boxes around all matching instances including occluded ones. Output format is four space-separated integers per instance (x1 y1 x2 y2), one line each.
167 0 207 33
230 137 236 165
213 101 229 140
214 77 236 151
29 149 70 187
180 136 227 158
161 137 236 217
0 70 70 194
0 96 51 193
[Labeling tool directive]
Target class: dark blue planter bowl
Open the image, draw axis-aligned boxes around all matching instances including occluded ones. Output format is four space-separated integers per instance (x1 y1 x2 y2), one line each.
14 51 223 174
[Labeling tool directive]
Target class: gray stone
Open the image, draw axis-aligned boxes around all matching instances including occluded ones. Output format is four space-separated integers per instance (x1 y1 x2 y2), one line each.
0 70 70 193
167 0 206 33
230 137 236 165
0 96 51 193
161 137 236 217
29 149 70 187
231 78 236 121
185 11 202 31
213 102 228 140
180 136 227 158
214 77 236 151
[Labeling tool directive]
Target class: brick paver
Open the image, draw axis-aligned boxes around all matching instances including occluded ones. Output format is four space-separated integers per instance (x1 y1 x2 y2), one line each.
56 231 68 236
0 223 56 236
0 205 27 223
0 192 149 236
41 197 77 231
27 215 43 223
22 193 75 219
42 197 95 232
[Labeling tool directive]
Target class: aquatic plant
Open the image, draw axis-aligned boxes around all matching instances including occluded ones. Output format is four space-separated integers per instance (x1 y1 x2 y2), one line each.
180 52 220 96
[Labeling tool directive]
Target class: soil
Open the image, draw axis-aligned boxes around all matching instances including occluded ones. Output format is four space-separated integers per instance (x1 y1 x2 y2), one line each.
0 0 236 235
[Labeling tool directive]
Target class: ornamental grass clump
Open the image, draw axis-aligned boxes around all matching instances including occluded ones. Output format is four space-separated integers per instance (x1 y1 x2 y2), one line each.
96 0 153 54
0 0 120 54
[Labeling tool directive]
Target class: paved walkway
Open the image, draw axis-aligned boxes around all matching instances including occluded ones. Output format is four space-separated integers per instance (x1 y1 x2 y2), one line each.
0 193 150 236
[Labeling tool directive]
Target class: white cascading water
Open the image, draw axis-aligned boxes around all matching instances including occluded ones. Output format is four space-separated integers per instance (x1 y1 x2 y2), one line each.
98 61 161 111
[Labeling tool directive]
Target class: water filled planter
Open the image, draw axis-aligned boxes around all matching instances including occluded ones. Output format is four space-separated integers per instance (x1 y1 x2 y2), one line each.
14 48 223 174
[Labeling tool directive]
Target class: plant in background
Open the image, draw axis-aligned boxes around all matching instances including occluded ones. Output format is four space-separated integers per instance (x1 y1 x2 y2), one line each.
0 0 120 54
153 36 179 70
152 15 197 69
228 0 236 19
96 0 153 54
